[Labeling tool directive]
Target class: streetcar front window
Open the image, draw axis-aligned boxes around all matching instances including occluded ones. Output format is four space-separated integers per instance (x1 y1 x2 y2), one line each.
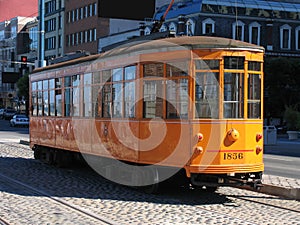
223 72 244 118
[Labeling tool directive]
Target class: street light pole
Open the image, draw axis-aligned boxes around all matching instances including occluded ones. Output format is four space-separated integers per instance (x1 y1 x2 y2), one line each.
38 0 45 67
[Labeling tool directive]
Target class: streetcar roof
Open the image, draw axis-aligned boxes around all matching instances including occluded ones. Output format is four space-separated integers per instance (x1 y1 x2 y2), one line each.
32 36 264 74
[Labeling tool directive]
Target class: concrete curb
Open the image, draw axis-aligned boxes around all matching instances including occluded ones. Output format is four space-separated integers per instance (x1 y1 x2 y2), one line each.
19 139 30 146
258 184 300 200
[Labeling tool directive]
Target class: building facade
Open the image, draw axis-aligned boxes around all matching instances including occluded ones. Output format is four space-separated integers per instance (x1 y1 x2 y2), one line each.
38 0 65 64
64 0 109 54
0 16 37 109
153 0 300 57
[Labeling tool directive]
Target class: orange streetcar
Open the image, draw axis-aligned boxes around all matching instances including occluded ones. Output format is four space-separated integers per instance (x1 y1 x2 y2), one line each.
30 35 264 192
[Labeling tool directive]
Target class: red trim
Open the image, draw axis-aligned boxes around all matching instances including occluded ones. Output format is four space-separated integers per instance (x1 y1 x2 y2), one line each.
207 149 253 152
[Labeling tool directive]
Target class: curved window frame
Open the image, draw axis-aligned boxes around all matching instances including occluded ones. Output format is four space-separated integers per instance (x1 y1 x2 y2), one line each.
232 20 245 41
202 18 215 35
280 24 291 50
249 22 261 45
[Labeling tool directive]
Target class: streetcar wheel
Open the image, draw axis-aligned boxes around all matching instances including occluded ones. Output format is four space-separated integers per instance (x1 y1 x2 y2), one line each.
141 168 160 194
203 186 218 193
33 147 40 160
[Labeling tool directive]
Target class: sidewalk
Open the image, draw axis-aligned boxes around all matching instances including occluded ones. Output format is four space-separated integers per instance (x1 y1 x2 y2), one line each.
260 174 300 200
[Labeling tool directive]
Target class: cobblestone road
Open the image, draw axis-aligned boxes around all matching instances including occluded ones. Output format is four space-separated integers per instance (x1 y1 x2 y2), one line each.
0 142 299 225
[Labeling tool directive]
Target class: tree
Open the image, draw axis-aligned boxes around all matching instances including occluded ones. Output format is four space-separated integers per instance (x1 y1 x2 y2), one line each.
264 57 300 120
16 73 29 115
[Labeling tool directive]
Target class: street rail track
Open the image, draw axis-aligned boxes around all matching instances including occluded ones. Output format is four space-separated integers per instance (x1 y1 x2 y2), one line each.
226 193 300 213
0 173 118 225
0 141 299 225
0 217 11 225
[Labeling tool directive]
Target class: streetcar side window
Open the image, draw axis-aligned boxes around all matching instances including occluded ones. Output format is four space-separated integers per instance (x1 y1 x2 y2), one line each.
143 63 164 77
37 81 43 116
195 72 219 118
92 71 101 117
49 79 55 116
124 66 136 118
248 62 262 119
55 78 62 116
102 70 113 118
166 79 189 119
64 76 72 117
43 80 49 116
143 80 163 118
72 75 80 116
83 73 92 117
166 61 188 77
31 82 37 116
112 83 123 118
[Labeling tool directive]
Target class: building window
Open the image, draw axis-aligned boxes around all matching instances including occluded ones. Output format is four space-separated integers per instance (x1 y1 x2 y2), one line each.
295 26 300 51
45 18 56 32
280 24 291 50
144 27 151 35
249 22 261 45
202 18 215 35
169 22 177 34
232 20 244 41
160 24 167 32
45 0 56 14
45 37 56 50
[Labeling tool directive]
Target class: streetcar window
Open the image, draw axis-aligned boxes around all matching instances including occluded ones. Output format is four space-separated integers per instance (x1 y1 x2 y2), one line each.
49 79 55 89
223 73 244 118
248 61 261 71
102 69 112 82
32 82 37 91
125 66 136 80
31 91 37 116
143 80 163 118
49 90 55 116
195 60 219 70
124 81 135 118
112 68 123 81
43 80 48 90
195 72 219 118
224 57 244 70
93 71 101 84
83 73 92 117
166 79 189 119
248 74 261 118
64 76 72 87
31 82 37 116
143 63 164 77
166 61 188 77
72 74 80 87
65 87 72 117
102 84 112 117
72 87 80 116
55 78 62 88
37 90 43 116
37 81 43 91
55 78 62 117
55 90 62 117
43 89 49 116
112 83 123 118
92 85 101 117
